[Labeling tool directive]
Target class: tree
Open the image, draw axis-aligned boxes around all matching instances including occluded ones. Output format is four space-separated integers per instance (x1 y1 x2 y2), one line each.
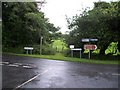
2 2 61 49
66 1 120 55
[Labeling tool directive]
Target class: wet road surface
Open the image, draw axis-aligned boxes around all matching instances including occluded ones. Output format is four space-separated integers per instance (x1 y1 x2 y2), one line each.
2 54 119 89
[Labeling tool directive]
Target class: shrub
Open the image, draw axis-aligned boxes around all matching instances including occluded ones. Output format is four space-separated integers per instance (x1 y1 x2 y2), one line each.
32 45 40 54
62 49 71 57
2 46 24 54
32 44 56 55
42 45 56 55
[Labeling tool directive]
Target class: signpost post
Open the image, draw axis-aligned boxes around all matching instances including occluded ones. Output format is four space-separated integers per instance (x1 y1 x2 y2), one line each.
71 48 82 58
69 45 74 57
40 36 43 55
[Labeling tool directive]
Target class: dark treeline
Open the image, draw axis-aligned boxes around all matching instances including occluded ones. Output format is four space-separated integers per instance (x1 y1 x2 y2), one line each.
64 1 120 55
2 2 61 54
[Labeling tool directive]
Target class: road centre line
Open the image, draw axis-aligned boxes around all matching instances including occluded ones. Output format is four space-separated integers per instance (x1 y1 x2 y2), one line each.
13 68 51 90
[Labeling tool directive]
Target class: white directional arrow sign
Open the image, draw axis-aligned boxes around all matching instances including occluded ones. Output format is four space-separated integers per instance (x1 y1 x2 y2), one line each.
94 45 97 50
84 44 97 50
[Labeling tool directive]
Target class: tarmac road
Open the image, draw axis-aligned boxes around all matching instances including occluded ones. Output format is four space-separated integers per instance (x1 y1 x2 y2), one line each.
2 54 119 89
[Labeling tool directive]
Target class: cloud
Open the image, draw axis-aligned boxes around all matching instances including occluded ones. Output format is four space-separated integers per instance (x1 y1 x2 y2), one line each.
42 0 115 34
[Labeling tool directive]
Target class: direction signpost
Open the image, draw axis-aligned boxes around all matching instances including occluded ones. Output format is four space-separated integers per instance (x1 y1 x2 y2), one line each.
81 39 90 42
89 39 98 42
84 44 97 50
82 38 98 59
84 44 97 59
71 48 82 58
24 47 33 54
69 45 74 49
69 45 82 58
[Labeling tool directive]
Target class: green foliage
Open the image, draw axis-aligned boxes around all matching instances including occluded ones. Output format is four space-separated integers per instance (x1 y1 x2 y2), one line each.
42 45 56 55
3 46 24 54
62 49 71 57
32 44 56 55
65 1 120 55
2 2 62 54
52 39 67 52
105 42 119 55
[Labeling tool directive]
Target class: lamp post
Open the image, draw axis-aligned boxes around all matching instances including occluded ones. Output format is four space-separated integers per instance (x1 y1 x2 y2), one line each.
40 36 43 55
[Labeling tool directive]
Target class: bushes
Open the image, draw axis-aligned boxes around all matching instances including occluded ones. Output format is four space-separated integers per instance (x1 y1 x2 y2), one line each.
3 44 56 55
2 46 24 54
62 49 71 57
33 44 56 55
32 45 40 54
42 45 56 55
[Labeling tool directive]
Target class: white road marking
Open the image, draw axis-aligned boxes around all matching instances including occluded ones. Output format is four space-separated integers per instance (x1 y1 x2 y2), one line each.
13 68 51 90
0 63 3 65
14 63 22 65
8 64 19 67
23 66 32 68
99 72 120 76
1 62 37 69
99 73 103 75
112 73 120 76
0 62 9 64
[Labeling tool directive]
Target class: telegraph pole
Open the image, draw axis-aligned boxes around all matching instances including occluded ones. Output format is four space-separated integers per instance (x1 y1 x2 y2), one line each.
40 36 43 55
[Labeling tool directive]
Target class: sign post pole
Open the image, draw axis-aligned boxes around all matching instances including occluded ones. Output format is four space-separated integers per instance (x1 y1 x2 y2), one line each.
69 45 74 57
80 50 81 58
40 36 43 55
71 50 73 57
89 50 90 59
27 49 28 54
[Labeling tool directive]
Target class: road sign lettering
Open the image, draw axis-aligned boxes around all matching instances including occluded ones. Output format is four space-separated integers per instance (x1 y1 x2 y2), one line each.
81 39 90 42
90 39 98 42
24 47 33 50
82 38 98 42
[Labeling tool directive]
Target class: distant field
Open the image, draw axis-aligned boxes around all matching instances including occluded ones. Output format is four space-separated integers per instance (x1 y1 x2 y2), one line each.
52 39 68 52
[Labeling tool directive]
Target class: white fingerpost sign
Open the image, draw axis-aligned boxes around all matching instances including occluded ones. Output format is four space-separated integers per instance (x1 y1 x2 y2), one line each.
71 48 82 58
81 38 90 42
24 47 33 54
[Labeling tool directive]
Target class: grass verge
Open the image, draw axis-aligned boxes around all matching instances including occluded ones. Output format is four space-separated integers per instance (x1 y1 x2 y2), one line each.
6 53 120 65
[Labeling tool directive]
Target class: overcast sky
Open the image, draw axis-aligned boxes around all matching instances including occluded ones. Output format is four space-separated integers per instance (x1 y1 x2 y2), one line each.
41 0 116 34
